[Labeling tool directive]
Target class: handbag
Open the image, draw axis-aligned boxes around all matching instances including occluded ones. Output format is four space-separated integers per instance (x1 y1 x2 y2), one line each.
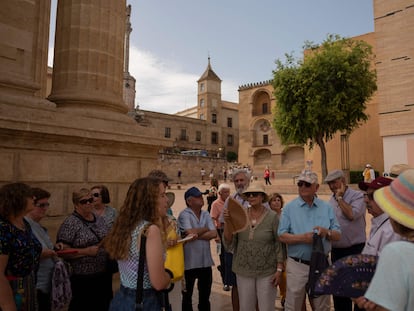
136 225 172 311
306 232 330 298
164 227 184 283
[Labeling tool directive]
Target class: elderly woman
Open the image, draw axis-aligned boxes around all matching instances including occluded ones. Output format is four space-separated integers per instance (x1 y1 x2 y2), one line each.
91 184 117 227
56 188 112 311
24 187 63 311
223 184 285 311
0 183 42 311
355 169 414 311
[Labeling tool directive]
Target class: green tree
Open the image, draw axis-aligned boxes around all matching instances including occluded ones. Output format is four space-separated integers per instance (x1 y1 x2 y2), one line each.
272 34 377 180
227 151 238 162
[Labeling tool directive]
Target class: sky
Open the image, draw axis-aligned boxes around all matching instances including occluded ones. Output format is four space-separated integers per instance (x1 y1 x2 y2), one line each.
48 1 374 114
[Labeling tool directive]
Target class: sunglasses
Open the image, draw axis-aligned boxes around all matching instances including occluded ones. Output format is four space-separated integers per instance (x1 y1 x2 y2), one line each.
297 181 312 188
35 202 50 208
245 192 261 198
92 192 101 198
79 198 94 205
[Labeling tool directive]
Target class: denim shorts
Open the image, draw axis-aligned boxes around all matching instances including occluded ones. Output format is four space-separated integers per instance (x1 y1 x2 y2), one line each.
110 285 169 311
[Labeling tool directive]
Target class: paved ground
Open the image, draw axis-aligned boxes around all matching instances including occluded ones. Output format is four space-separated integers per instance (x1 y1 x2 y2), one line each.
163 179 335 310
46 177 366 310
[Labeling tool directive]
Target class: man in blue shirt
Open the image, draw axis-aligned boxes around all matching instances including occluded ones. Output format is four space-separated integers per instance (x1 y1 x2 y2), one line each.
278 170 341 311
178 187 217 311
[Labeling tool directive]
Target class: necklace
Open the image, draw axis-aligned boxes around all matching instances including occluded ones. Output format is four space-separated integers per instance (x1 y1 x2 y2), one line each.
249 206 264 225
248 206 265 240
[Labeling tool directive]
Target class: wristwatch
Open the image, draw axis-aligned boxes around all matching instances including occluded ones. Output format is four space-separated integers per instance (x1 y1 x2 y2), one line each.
336 196 343 202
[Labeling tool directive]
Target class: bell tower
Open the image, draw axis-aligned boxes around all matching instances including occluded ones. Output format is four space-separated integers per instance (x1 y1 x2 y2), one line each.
197 57 222 124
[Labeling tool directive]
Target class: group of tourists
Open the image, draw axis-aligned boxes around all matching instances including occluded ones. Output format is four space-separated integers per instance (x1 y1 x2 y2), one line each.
1 165 414 311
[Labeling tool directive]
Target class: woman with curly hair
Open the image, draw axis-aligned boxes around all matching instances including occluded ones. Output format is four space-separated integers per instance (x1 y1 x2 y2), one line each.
0 183 42 311
104 177 173 311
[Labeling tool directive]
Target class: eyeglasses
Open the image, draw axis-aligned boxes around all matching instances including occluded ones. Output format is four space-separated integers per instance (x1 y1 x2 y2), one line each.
364 192 375 200
35 202 50 208
245 192 261 198
92 193 101 198
79 198 94 205
297 181 312 188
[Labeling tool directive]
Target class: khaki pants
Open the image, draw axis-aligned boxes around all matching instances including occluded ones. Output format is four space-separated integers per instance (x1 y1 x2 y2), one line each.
236 273 276 311
285 257 331 311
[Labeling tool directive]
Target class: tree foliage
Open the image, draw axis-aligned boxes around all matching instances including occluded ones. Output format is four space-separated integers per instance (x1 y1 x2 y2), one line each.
272 34 377 179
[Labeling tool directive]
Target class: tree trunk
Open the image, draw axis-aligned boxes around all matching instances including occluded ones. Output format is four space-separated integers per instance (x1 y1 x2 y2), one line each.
316 135 328 182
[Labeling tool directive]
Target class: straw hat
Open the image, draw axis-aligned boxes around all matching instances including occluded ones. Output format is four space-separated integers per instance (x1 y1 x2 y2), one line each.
389 163 412 178
242 184 269 202
225 197 249 234
166 192 175 209
374 169 414 230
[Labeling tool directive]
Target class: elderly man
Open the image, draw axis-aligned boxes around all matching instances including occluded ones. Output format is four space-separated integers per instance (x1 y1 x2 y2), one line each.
220 169 251 310
359 176 402 256
278 170 341 311
177 187 217 311
210 183 231 289
325 169 366 311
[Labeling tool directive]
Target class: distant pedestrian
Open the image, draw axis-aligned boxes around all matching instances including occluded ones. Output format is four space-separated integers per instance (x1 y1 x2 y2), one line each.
201 168 206 182
264 167 271 185
209 169 214 180
362 164 375 183
178 169 182 184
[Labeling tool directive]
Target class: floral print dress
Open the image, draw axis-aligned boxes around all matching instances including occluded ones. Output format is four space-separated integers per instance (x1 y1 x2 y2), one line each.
0 217 42 311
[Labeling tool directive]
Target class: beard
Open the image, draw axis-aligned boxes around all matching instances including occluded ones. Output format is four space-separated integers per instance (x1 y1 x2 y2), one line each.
236 184 248 195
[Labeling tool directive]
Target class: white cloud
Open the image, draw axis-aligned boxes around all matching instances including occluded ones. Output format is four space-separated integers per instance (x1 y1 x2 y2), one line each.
47 44 239 115
129 46 199 114
129 46 239 114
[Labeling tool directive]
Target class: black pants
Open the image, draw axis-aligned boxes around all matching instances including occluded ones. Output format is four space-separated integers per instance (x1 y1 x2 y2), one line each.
69 272 112 311
182 267 212 311
331 243 365 311
37 289 51 311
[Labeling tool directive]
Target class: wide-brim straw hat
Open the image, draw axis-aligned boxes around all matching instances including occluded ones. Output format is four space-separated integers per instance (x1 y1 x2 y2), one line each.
225 197 249 234
374 169 414 230
166 192 175 209
242 184 269 202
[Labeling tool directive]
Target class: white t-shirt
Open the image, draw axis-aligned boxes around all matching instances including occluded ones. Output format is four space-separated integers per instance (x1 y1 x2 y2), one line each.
365 241 414 311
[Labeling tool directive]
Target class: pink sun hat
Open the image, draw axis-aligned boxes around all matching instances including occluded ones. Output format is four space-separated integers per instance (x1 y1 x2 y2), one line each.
374 169 414 230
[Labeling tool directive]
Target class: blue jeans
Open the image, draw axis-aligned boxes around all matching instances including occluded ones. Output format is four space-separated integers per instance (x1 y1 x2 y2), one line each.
110 285 171 311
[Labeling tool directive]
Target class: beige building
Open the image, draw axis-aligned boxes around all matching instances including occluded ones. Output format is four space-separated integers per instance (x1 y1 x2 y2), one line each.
373 0 414 171
0 0 168 215
238 81 305 178
238 32 384 179
1 0 413 215
175 58 239 158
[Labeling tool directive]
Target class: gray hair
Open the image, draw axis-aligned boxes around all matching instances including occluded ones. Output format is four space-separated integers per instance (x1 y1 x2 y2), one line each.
232 169 250 181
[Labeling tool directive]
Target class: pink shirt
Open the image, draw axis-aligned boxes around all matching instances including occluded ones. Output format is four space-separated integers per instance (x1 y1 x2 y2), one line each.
210 197 225 229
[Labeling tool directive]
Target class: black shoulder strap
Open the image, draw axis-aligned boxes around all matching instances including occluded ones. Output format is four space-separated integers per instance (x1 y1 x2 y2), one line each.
135 226 148 311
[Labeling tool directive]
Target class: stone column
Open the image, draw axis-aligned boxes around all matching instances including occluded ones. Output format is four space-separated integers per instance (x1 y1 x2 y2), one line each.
0 0 51 102
48 0 128 114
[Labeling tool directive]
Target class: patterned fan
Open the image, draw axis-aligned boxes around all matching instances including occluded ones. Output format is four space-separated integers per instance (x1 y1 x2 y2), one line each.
314 254 378 298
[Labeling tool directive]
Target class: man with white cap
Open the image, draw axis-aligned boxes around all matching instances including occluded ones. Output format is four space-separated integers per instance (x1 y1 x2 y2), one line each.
355 169 414 310
278 170 341 311
325 169 366 311
358 176 401 256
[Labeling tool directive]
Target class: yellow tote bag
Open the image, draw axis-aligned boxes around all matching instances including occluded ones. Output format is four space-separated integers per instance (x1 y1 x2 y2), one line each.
164 227 184 282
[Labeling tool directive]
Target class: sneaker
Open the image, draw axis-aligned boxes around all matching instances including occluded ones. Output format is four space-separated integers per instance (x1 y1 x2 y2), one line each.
223 285 230 291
